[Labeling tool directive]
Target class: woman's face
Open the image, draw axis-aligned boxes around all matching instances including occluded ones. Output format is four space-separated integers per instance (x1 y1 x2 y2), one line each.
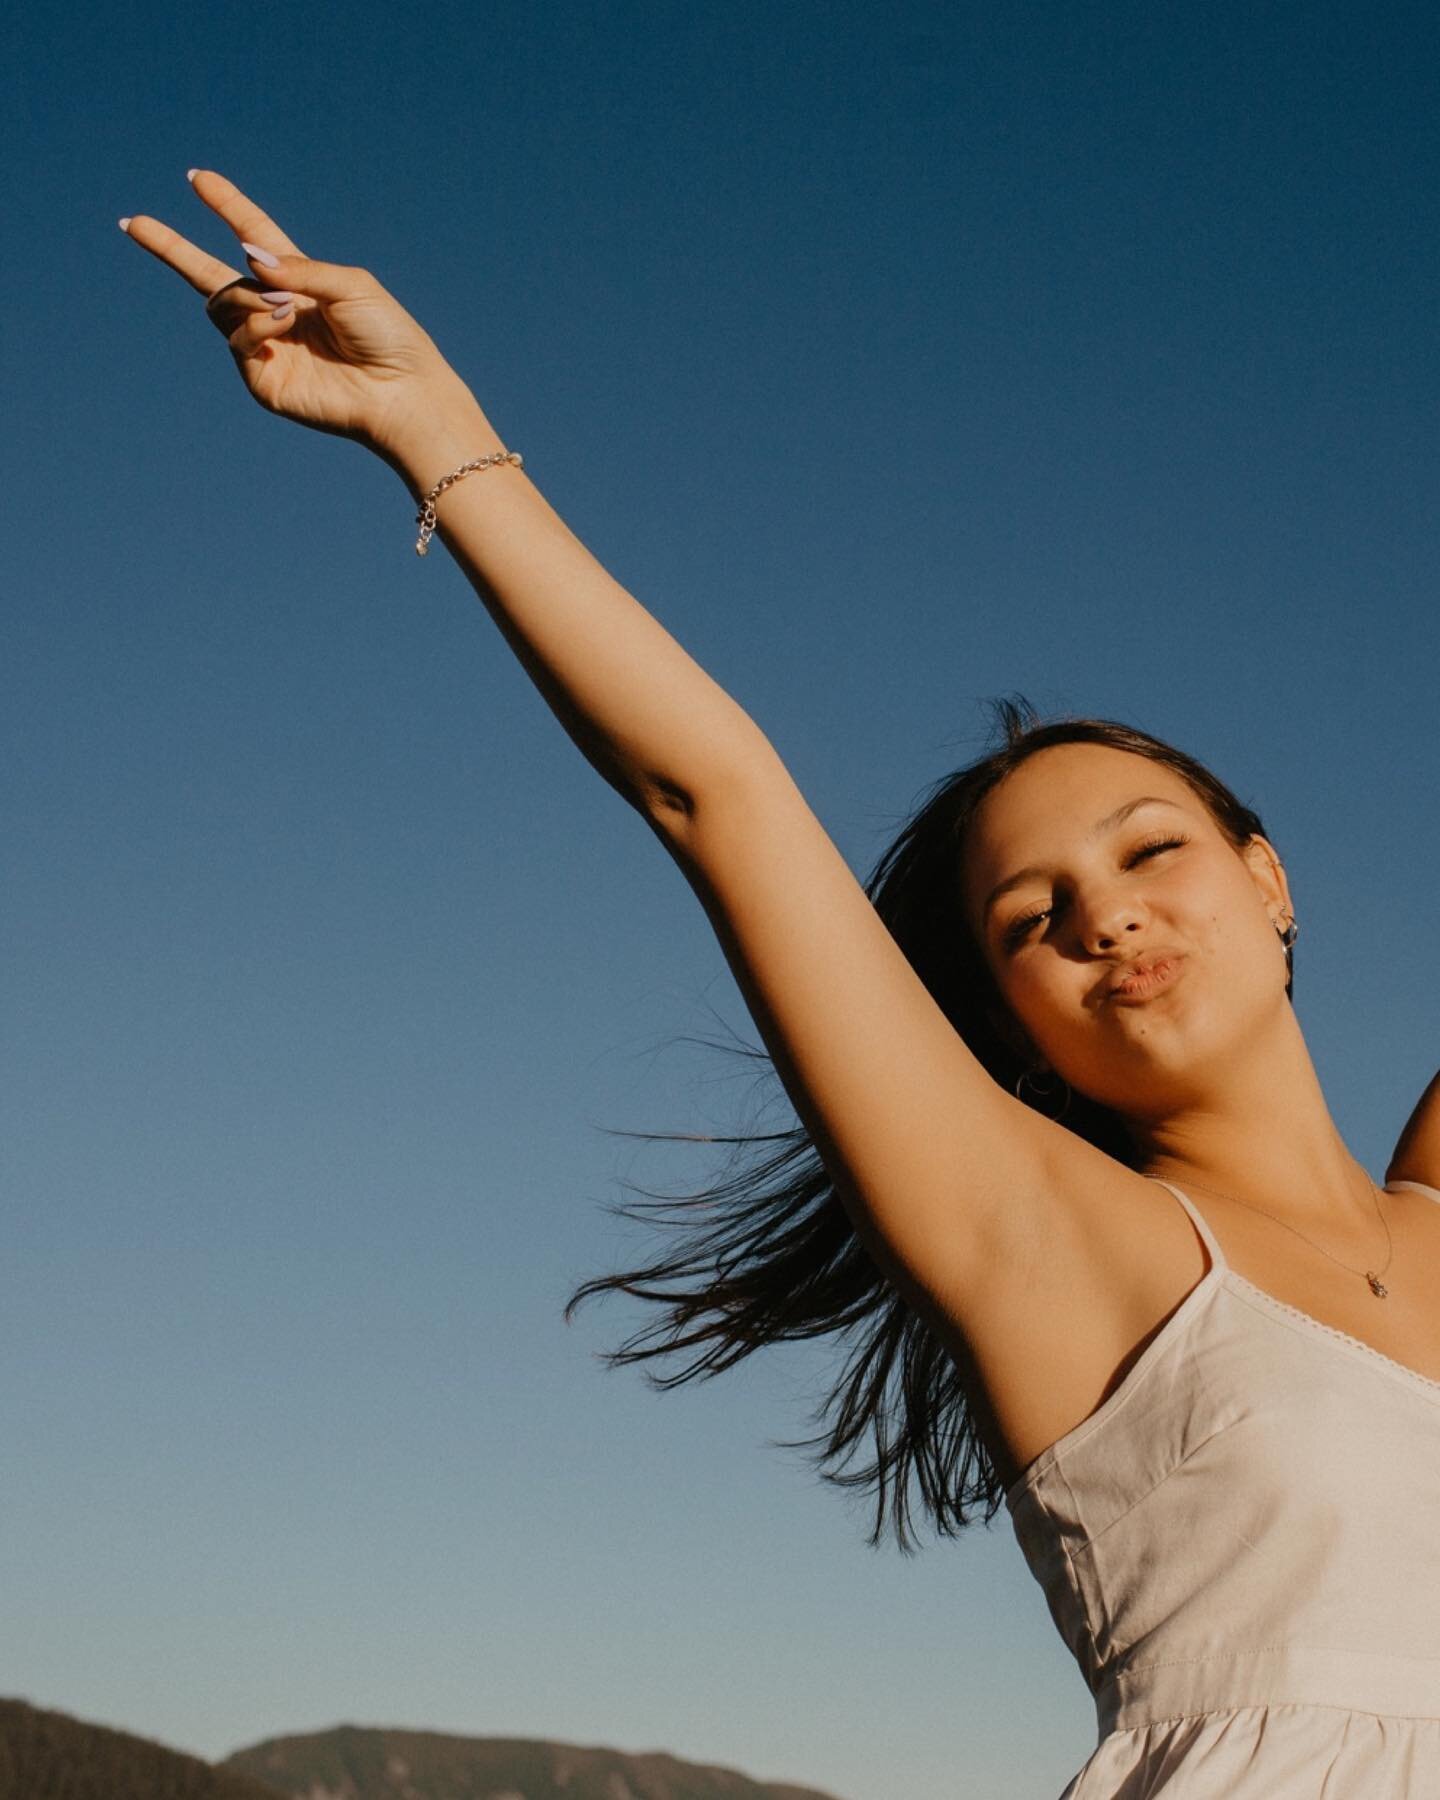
960 742 1293 1121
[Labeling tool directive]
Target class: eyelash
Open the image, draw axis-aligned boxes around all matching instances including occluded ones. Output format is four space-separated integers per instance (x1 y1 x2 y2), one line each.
1002 833 1192 949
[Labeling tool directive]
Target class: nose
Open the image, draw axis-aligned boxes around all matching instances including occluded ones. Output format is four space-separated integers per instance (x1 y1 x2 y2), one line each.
1073 883 1147 953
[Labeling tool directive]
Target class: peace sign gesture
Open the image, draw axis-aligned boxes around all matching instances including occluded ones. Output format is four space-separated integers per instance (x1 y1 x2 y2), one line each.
120 169 483 469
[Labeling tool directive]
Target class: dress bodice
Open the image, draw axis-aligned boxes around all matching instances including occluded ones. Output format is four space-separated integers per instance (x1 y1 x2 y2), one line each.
1006 1177 1440 1796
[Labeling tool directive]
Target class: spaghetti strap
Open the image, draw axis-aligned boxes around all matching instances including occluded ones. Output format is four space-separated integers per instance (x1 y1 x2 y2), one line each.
1388 1176 1440 1206
1007 1171 1440 1794
1145 1176 1229 1279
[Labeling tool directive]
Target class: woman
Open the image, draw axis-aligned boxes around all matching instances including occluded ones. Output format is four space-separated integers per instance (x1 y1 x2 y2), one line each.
122 172 1440 1796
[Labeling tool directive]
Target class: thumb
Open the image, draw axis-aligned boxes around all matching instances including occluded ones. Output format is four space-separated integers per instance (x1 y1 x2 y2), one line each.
240 242 380 303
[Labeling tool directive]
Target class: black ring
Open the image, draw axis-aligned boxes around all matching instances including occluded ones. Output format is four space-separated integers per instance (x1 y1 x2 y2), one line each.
205 275 256 310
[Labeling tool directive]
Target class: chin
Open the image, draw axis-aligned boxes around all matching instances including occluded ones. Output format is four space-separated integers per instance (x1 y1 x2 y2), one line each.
1072 1028 1220 1119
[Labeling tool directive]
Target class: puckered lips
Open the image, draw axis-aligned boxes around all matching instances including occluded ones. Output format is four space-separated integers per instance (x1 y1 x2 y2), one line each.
1100 952 1188 1005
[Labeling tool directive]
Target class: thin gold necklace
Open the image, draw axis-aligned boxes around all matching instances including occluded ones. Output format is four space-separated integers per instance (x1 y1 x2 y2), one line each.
1154 1168 1395 1298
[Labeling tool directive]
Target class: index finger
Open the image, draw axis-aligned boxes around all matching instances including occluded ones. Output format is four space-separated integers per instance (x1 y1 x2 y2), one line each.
119 169 305 302
120 208 248 303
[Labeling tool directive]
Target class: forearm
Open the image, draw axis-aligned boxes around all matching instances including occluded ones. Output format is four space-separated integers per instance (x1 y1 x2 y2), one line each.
381 393 775 820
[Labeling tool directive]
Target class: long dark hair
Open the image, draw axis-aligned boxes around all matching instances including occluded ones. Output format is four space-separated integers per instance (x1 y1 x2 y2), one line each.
565 696 1288 1551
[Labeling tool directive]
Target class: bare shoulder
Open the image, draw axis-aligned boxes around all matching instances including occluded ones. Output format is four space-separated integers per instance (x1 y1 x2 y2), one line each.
952 1131 1211 1489
1387 1069 1440 1190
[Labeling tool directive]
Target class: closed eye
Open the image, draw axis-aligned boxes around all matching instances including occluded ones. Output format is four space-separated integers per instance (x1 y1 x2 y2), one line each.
1002 904 1052 949
1127 832 1190 865
1001 832 1191 949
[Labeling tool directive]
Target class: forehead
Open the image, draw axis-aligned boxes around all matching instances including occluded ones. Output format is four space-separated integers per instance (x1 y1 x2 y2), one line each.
961 744 1202 905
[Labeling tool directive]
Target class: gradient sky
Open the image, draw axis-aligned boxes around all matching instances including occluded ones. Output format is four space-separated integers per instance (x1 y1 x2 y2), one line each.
6 3 1439 1797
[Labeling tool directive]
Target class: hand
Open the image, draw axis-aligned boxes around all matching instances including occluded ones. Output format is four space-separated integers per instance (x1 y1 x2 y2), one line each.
121 169 488 466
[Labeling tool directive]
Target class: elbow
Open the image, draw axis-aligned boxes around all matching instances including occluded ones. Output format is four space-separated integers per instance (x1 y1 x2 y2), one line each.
636 772 699 823
633 731 785 841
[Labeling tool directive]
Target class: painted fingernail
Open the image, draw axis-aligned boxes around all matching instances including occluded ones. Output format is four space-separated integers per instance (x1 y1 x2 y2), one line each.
186 169 199 182
271 302 294 321
241 240 280 269
260 290 294 303
118 217 132 232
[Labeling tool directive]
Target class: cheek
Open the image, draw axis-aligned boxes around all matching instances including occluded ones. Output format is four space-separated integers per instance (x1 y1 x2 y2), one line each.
1207 885 1272 963
1181 891 1289 1022
997 957 1084 1047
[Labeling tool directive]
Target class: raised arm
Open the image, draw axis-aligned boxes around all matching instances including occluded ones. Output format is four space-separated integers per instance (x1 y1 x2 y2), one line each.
380 398 781 822
393 398 1075 1309
122 173 1078 1341
1387 1070 1440 1189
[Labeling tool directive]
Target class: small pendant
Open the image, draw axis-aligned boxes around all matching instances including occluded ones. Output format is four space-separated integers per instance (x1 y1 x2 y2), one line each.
1366 1273 1389 1298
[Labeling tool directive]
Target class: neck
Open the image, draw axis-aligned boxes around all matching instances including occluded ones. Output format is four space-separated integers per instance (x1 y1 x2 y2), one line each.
1122 1006 1376 1224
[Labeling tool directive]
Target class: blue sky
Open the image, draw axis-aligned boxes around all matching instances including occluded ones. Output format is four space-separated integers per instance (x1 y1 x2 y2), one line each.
5 3 1439 1796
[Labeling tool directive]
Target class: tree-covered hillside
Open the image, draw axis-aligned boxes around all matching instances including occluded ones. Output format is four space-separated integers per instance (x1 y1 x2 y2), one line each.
0 1699 286 1800
224 1725 848 1800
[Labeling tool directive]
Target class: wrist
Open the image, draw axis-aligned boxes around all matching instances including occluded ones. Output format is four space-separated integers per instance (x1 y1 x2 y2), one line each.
374 388 508 502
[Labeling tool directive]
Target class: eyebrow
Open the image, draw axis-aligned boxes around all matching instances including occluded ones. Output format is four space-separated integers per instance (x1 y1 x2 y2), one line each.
981 796 1187 921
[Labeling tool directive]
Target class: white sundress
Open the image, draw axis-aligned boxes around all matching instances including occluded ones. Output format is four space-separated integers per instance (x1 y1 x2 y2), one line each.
1005 1175 1440 1796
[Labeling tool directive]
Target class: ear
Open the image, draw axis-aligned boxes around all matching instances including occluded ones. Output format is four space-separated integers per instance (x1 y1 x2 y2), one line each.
1239 832 1292 925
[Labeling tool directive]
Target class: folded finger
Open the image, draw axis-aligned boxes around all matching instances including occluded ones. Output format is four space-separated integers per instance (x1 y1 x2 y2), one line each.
204 273 299 339
224 298 297 368
187 168 305 262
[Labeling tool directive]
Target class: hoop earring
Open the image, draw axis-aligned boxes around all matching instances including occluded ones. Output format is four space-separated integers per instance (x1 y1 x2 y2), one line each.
1276 915 1299 950
1015 1065 1072 1122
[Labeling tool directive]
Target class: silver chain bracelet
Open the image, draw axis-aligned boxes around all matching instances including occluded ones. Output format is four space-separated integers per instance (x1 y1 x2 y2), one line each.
415 450 525 556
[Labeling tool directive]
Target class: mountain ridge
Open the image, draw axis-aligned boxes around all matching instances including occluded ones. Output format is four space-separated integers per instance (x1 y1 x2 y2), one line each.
0 1697 287 1800
222 1722 849 1800
0 1701 849 1800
